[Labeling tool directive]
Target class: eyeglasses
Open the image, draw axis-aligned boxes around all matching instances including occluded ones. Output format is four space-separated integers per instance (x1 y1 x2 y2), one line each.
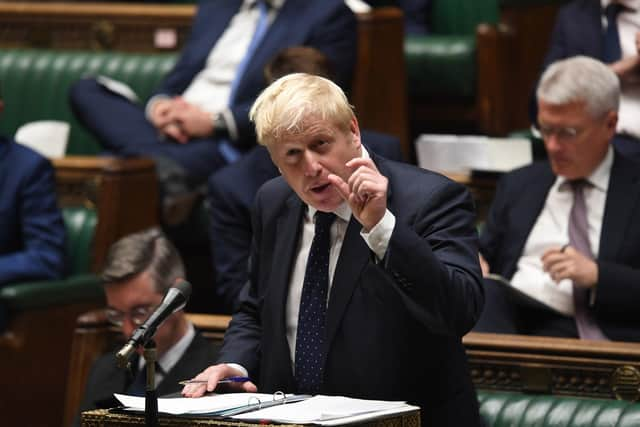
536 125 582 141
105 305 155 327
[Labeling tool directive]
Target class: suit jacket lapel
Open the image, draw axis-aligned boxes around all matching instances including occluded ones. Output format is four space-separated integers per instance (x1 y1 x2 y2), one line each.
324 216 370 352
599 153 640 260
506 165 555 278
264 193 304 388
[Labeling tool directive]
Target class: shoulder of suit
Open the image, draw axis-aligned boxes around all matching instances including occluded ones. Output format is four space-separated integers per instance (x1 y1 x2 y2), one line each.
3 138 51 171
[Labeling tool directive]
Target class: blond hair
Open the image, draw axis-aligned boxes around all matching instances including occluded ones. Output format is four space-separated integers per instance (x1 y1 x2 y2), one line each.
249 73 354 146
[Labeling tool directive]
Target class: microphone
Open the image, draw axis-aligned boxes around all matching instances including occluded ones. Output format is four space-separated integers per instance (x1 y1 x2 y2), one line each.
116 279 192 367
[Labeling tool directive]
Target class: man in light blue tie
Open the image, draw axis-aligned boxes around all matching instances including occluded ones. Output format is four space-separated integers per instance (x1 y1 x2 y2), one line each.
69 0 357 217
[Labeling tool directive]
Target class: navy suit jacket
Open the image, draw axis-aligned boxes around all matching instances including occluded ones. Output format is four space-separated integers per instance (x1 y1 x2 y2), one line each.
0 137 66 286
155 0 357 149
74 332 219 426
207 132 403 312
217 155 484 426
480 151 640 342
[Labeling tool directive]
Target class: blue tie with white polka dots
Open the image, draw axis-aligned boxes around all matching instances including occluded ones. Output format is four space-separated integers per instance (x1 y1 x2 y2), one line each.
294 211 335 394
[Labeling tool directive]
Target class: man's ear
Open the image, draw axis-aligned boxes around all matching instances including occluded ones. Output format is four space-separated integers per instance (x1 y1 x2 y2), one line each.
350 116 361 146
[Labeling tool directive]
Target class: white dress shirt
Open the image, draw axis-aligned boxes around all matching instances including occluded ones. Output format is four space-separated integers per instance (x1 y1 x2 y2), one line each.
510 147 613 315
601 0 640 139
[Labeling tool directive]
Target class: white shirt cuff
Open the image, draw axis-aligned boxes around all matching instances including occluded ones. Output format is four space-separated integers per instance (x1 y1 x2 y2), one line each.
224 363 248 377
360 209 395 261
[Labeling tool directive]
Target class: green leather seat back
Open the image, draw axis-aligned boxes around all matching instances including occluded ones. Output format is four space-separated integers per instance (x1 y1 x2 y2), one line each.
478 390 640 426
0 49 177 155
406 0 498 99
62 206 97 275
431 0 498 35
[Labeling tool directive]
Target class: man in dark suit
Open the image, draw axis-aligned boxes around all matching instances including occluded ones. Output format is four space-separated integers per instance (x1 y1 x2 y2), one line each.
0 90 66 329
69 0 357 196
74 228 219 425
207 45 404 312
477 56 640 342
532 0 640 156
183 74 484 426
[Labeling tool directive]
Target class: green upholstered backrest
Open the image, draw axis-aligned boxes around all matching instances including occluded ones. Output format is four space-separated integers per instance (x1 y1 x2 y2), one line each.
0 206 102 311
63 206 97 275
478 390 640 426
431 0 499 35
0 49 177 155
405 35 477 98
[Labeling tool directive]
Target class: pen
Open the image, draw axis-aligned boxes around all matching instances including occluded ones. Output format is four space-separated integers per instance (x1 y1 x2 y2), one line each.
179 376 251 385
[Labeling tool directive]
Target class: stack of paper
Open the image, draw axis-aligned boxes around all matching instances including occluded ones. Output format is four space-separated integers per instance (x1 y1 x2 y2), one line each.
114 393 419 425
233 395 418 426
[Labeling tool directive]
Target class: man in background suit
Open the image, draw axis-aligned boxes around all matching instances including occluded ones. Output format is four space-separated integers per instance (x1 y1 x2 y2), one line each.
207 46 403 312
74 228 218 425
69 0 357 208
0 88 66 330
477 56 640 342
533 0 640 156
183 74 484 426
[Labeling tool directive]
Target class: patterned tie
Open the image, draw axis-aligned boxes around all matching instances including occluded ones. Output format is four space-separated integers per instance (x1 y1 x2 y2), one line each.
568 180 607 340
295 211 335 394
126 362 164 396
228 0 270 105
603 3 623 63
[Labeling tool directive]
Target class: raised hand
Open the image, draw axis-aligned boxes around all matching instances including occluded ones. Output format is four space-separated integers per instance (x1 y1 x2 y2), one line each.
327 157 388 231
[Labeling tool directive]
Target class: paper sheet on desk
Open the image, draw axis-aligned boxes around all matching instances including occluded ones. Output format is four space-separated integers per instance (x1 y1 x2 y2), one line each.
114 392 276 415
232 395 418 425
415 134 532 174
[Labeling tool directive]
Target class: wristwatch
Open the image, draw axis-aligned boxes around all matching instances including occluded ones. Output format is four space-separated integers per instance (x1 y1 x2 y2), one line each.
213 112 229 138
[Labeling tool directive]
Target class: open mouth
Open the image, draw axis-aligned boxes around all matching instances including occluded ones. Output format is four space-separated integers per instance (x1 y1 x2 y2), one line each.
310 183 331 194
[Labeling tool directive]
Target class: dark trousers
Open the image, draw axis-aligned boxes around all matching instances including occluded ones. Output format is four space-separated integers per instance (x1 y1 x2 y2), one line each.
474 277 579 338
69 78 227 188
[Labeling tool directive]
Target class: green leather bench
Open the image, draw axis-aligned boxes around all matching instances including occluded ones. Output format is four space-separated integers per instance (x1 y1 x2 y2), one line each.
0 206 105 427
0 48 177 155
478 390 640 426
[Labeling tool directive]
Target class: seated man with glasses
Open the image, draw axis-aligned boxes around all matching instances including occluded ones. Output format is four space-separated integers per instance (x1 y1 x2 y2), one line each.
73 228 219 426
475 56 640 342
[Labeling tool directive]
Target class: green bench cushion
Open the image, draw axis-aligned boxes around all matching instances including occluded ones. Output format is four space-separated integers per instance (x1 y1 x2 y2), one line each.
405 35 476 99
0 49 176 155
431 0 498 35
478 390 640 426
0 273 102 311
63 206 97 275
405 0 498 99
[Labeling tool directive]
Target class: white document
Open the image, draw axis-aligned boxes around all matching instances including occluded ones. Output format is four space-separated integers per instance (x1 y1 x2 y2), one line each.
415 134 532 174
14 120 70 159
232 395 418 425
114 392 276 415
96 75 140 103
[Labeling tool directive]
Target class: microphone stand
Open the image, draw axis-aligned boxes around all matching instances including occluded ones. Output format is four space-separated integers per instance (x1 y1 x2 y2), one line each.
143 340 159 427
